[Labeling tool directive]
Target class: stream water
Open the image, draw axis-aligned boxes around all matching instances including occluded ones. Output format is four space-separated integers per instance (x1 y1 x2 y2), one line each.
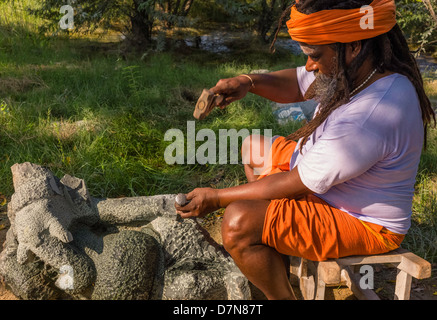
416 55 437 75
183 31 302 55
183 31 437 76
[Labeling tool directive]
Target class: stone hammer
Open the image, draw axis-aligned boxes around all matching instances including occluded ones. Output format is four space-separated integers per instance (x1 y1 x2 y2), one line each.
175 193 190 206
193 89 224 120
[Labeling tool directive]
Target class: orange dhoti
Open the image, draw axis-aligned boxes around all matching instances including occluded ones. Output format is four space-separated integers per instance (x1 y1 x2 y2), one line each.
259 136 404 261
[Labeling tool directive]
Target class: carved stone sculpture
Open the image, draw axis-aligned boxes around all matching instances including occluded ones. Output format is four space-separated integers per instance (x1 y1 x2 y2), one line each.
0 162 251 300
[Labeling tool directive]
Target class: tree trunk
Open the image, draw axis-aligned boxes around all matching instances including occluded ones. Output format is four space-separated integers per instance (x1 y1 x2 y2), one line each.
130 1 153 47
257 0 275 42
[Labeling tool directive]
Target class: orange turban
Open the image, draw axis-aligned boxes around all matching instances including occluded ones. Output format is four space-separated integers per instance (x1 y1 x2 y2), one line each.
287 0 397 45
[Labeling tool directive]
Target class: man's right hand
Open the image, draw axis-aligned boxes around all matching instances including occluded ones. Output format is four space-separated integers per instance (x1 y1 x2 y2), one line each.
209 75 254 109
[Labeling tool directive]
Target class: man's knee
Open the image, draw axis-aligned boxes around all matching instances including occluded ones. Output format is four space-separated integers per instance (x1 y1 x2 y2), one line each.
241 134 267 168
221 200 267 253
222 201 252 253
221 201 244 251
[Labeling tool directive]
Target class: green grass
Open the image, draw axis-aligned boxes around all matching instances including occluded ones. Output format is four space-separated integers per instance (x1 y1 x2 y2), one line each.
0 1 436 265
405 127 437 262
0 2 303 201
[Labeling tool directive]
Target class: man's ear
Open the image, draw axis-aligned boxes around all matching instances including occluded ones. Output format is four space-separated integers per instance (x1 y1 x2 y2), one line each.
345 41 362 65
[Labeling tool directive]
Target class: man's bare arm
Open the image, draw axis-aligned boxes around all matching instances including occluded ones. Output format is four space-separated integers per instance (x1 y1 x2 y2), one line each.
210 68 304 108
216 166 310 207
175 167 312 219
245 68 305 104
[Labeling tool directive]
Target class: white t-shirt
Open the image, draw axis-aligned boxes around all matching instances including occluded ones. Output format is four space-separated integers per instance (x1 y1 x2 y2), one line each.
290 66 424 234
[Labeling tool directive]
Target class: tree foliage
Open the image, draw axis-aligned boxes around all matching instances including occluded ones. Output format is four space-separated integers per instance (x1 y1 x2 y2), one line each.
198 0 289 42
21 0 290 46
1 0 435 51
19 0 197 45
396 0 437 53
256 0 289 43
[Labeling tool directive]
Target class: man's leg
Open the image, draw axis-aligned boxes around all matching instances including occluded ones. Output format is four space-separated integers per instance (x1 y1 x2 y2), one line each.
241 135 270 183
221 199 296 300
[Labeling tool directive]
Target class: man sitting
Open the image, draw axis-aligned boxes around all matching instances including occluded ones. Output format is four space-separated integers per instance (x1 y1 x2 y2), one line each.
175 0 435 300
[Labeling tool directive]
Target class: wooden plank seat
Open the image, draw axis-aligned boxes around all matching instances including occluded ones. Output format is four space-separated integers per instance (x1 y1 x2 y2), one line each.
289 248 432 300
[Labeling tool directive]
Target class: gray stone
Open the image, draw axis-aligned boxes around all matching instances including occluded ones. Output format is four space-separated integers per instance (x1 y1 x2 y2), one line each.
91 230 160 300
0 162 251 300
0 252 59 300
145 217 250 300
163 270 227 300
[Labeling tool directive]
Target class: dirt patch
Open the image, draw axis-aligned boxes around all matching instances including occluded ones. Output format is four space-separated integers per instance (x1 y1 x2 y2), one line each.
49 119 102 141
0 76 48 95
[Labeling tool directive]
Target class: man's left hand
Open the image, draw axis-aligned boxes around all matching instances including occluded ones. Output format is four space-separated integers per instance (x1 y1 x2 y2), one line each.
175 188 220 219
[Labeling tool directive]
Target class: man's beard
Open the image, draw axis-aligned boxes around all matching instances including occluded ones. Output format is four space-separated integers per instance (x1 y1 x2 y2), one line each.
304 71 347 107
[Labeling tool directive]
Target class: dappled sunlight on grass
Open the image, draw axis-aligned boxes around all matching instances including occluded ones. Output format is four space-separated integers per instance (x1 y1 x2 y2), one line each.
0 33 299 199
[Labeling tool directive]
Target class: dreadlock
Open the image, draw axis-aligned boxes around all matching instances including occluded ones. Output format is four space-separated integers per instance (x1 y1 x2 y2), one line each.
271 0 436 152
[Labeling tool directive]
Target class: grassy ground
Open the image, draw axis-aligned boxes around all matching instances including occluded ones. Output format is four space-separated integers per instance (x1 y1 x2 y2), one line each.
0 2 436 267
0 4 303 199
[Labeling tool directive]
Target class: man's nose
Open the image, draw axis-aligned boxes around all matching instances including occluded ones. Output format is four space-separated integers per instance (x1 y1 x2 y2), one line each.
305 57 318 73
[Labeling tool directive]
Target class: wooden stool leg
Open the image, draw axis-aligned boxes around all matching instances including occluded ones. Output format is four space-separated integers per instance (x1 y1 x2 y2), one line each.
289 249 431 300
315 279 326 300
289 257 317 300
394 270 412 300
341 267 380 300
299 259 316 300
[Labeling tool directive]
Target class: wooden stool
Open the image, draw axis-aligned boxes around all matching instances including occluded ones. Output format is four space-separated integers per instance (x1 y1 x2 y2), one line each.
289 248 432 300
